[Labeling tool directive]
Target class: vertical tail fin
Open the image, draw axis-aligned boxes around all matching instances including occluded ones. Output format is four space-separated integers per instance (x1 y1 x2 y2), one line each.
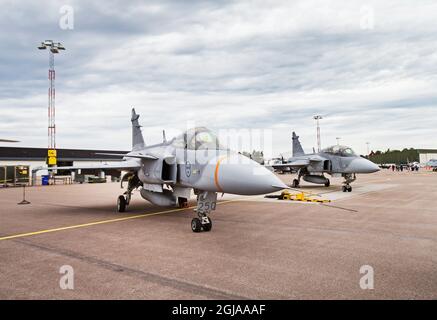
292 132 305 156
131 108 145 150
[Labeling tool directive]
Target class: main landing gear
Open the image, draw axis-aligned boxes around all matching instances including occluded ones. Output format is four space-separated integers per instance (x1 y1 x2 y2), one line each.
117 173 141 212
342 185 352 192
342 173 356 193
191 191 217 233
292 169 303 188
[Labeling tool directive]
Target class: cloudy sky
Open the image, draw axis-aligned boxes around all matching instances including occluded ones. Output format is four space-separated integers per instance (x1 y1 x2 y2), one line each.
1 0 436 156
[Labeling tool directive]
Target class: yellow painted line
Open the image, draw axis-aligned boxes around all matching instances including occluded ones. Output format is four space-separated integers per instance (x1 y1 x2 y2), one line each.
0 199 238 242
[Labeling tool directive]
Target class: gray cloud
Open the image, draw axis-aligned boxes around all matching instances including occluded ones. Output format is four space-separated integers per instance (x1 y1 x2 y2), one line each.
1 0 437 155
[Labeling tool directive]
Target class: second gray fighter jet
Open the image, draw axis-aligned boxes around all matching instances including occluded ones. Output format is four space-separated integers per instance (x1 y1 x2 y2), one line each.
269 132 380 192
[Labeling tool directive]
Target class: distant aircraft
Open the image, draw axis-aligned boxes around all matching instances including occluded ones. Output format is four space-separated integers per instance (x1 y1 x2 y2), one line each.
268 132 380 192
0 139 19 142
46 109 287 232
408 161 420 171
427 159 437 172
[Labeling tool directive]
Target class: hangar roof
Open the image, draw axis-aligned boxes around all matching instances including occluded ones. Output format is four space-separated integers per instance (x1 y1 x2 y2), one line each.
417 149 437 154
0 147 129 161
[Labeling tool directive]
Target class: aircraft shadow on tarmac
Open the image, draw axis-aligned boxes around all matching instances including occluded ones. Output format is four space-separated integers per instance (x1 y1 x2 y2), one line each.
36 198 199 217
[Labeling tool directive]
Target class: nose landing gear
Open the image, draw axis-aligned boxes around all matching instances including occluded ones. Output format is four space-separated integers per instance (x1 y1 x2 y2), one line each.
342 173 356 192
192 191 217 232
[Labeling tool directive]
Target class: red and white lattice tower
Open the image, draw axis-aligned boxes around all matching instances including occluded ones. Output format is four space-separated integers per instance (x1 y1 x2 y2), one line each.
313 115 323 152
48 51 56 149
38 40 65 150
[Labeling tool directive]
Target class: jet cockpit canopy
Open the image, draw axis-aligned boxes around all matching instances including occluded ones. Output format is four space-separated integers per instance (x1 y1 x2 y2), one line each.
172 127 227 150
322 145 357 157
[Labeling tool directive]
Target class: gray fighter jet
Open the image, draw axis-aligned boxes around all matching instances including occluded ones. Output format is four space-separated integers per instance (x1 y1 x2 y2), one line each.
269 132 380 192
47 109 287 232
427 159 437 172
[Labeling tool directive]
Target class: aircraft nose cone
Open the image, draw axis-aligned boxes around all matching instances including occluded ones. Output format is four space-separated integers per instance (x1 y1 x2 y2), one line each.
347 158 380 173
213 154 287 195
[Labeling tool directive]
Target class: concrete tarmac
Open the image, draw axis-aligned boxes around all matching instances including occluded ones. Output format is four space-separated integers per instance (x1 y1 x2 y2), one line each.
0 170 436 299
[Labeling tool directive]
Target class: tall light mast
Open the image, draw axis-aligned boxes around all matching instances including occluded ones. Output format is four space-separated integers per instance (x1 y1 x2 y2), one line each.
313 115 323 152
38 40 65 165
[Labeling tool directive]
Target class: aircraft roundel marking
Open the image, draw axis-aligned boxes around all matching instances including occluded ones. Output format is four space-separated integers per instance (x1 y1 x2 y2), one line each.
185 161 191 177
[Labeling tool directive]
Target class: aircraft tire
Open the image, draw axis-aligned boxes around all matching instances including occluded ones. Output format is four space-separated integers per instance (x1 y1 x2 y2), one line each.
347 186 352 192
191 218 202 233
202 218 212 232
342 186 347 192
324 179 330 187
117 195 126 212
292 179 300 188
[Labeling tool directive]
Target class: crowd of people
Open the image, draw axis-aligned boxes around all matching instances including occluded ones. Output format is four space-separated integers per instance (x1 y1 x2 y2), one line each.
389 164 420 172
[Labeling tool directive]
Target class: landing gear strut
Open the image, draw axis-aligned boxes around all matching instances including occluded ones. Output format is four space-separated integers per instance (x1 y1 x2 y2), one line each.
192 191 217 232
342 173 356 192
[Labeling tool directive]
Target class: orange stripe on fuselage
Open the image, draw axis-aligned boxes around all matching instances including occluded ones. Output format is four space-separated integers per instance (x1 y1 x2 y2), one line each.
214 155 228 192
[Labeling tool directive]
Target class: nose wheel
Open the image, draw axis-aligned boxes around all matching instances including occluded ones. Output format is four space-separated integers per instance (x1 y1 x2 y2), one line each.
191 217 212 232
342 173 355 193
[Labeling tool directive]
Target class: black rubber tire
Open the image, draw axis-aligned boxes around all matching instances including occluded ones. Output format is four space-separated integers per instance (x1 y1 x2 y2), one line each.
347 186 352 192
191 218 202 233
324 179 330 187
117 195 126 212
342 186 347 192
203 218 212 232
292 179 300 188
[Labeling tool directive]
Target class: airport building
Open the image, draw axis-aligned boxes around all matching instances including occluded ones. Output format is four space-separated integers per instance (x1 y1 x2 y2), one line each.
0 147 128 186
418 149 437 164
